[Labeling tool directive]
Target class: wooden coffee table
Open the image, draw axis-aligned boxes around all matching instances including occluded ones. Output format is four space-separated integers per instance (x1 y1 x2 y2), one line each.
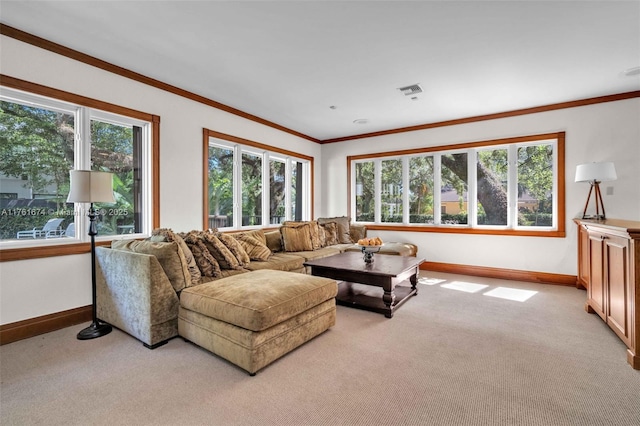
304 251 425 318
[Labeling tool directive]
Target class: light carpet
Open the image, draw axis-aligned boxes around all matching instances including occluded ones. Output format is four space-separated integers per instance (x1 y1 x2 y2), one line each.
1 272 639 425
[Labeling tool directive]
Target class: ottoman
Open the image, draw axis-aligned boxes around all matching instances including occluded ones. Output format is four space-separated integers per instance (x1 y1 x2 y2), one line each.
178 269 337 375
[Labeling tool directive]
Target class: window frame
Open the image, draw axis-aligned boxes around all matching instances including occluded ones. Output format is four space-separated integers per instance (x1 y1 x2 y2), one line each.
347 132 565 238
203 129 314 231
0 77 160 261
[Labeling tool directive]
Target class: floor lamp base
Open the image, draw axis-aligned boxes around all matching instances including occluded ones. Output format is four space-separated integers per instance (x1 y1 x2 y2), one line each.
77 321 113 340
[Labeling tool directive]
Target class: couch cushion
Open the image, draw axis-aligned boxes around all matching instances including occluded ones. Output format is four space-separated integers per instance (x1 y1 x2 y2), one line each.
233 229 267 246
111 239 189 293
244 252 305 272
280 223 314 252
319 221 339 246
182 231 222 278
289 246 341 262
282 221 321 250
264 230 282 252
233 233 272 261
151 228 202 286
179 269 337 331
216 232 250 267
200 233 242 270
318 216 352 244
344 242 418 257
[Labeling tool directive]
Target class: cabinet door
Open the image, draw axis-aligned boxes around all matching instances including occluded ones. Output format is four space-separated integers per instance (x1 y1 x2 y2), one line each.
587 231 606 320
577 225 590 288
605 235 632 346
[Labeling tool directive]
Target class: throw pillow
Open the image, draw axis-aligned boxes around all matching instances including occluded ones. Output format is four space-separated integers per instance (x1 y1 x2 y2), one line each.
318 216 352 244
319 221 339 246
151 228 202 286
182 232 221 278
264 230 283 252
282 221 321 250
200 232 242 270
216 232 250 267
280 223 314 252
111 239 189 293
233 229 267 246
233 233 272 261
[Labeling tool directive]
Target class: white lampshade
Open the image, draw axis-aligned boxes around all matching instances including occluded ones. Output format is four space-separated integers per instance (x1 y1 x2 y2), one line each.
67 170 115 203
574 162 617 183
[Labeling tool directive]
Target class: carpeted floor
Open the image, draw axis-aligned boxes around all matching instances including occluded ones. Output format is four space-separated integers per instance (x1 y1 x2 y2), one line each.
1 271 639 425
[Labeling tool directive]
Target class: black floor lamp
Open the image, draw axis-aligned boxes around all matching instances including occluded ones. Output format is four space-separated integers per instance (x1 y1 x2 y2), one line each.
67 170 115 340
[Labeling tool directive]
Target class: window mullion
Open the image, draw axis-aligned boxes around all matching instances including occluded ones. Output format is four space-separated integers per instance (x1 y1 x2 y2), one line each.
284 158 292 222
402 157 410 224
374 159 381 223
508 145 517 229
433 155 442 225
262 152 269 226
468 149 477 227
233 145 241 228
75 107 91 242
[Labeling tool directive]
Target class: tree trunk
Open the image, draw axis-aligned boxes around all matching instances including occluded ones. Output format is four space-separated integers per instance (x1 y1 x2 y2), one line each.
441 155 508 225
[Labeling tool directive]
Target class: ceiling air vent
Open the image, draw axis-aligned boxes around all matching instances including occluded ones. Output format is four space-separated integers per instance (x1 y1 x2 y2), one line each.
398 84 423 96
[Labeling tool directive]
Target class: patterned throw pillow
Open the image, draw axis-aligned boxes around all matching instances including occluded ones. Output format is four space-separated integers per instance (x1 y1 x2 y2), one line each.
200 232 242 270
233 233 272 261
282 221 321 250
233 229 267 246
151 228 202 286
182 231 221 278
319 221 339 246
280 223 314 252
318 216 352 244
216 232 250 267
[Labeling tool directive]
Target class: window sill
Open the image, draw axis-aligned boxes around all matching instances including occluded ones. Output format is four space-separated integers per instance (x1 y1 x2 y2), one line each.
361 223 565 238
0 239 115 262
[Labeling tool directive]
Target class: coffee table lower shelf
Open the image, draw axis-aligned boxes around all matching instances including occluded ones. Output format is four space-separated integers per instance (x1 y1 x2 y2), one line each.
336 281 417 318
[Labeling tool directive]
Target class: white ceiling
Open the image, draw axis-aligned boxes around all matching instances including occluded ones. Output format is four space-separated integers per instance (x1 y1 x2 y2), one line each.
1 1 639 141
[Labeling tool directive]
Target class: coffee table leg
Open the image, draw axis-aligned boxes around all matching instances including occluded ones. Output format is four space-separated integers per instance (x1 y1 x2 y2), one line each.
411 269 418 295
382 289 396 318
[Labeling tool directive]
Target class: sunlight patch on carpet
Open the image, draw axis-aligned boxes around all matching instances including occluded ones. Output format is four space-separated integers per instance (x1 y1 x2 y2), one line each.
418 277 446 286
483 287 538 302
441 281 489 293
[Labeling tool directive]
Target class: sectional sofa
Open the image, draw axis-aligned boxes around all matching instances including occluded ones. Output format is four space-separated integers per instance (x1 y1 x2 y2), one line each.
95 217 369 349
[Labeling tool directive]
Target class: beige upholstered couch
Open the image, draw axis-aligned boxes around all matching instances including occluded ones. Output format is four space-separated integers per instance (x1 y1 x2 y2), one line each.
95 217 367 348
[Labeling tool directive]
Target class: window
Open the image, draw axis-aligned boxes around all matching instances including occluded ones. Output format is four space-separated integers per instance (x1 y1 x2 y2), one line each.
0 85 158 252
349 132 565 237
204 130 312 230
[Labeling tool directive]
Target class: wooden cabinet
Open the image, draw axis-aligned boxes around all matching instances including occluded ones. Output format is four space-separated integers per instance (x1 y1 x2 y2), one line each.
575 219 639 369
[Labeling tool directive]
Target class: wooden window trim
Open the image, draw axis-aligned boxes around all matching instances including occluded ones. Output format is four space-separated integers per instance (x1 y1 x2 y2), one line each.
347 132 566 238
0 76 160 262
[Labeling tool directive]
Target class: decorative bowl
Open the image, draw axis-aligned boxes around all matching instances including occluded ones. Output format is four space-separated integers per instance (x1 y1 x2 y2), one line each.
357 244 383 253
356 244 383 263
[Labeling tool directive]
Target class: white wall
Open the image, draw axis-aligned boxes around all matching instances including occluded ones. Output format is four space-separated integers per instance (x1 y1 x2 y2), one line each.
0 36 322 324
1 34 639 325
320 98 640 275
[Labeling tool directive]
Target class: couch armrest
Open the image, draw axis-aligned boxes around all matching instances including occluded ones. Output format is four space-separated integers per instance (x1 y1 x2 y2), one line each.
349 223 367 243
96 247 180 348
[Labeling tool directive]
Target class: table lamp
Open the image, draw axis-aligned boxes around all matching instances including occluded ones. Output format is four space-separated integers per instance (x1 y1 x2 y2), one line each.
67 170 115 340
575 162 617 220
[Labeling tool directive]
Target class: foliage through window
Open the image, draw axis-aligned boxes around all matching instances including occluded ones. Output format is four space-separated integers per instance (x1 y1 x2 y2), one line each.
0 88 154 245
349 132 565 236
205 130 312 230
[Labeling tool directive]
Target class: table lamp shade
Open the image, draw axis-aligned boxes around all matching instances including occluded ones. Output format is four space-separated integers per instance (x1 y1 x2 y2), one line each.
575 162 617 183
67 170 115 203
